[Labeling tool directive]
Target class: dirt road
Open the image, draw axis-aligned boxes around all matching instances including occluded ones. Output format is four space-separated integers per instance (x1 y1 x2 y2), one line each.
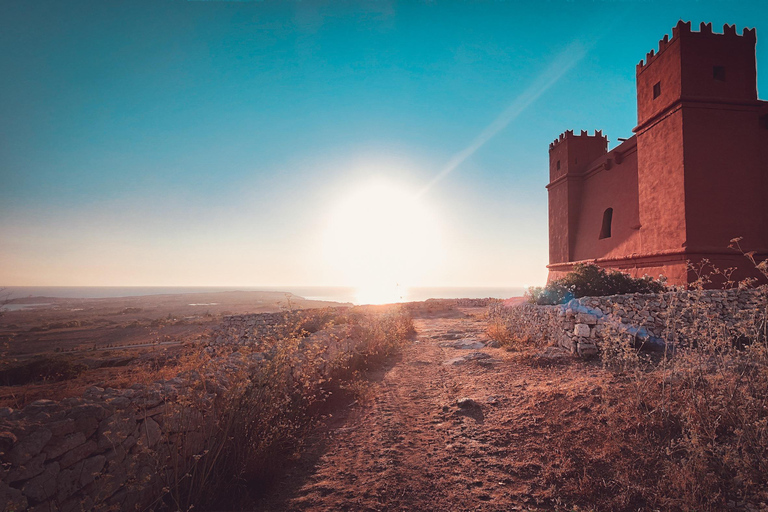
263 308 611 511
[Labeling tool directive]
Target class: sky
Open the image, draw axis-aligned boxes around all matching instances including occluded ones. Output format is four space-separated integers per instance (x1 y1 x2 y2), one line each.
1 0 767 290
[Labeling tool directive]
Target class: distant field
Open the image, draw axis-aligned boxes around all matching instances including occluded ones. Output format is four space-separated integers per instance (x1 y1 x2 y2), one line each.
0 290 350 407
0 290 349 357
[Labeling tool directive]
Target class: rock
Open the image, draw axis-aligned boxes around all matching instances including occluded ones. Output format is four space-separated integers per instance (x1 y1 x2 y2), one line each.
0 430 18 454
443 352 492 365
457 398 479 408
81 464 129 504
8 428 52 466
72 416 99 438
21 462 59 503
7 452 47 483
28 501 59 512
105 396 131 409
142 404 167 417
104 445 126 466
577 342 599 358
135 418 162 450
573 324 591 337
98 412 136 450
23 400 61 416
439 339 486 350
80 455 106 487
56 455 105 502
0 480 28 511
575 313 598 324
60 494 95 512
59 440 97 469
560 337 576 353
68 403 109 422
45 432 86 460
47 419 76 438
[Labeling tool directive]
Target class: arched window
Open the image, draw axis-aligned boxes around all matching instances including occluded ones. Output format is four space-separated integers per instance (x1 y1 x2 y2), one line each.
599 208 613 239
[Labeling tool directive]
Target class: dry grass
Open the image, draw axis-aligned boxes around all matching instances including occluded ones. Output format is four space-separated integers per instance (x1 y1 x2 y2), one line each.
485 303 536 350
595 281 768 510
489 256 768 511
148 305 414 511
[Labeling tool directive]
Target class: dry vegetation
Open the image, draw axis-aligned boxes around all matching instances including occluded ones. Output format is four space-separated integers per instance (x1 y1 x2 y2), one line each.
486 259 768 511
0 291 349 408
152 306 415 510
4 281 767 510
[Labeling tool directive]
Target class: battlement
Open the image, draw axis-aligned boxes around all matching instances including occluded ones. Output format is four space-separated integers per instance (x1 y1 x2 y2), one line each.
637 20 756 72
549 129 607 151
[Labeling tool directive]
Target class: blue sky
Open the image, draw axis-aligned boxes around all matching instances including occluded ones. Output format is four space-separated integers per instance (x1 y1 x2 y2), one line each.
1 0 766 288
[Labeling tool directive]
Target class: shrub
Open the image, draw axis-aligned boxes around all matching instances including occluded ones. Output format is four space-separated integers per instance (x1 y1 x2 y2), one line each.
527 263 666 305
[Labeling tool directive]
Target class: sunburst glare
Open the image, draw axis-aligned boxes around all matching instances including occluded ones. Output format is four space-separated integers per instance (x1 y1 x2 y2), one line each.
323 179 443 304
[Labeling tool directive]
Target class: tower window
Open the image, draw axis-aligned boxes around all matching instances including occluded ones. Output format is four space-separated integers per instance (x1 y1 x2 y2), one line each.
653 81 661 99
599 208 613 239
713 65 726 81
556 160 561 170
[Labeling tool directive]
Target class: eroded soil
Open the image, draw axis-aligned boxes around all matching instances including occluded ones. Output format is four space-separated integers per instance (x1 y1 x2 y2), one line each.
262 308 622 512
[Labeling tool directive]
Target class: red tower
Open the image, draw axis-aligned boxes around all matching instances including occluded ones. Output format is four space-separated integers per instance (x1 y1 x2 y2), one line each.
547 21 768 285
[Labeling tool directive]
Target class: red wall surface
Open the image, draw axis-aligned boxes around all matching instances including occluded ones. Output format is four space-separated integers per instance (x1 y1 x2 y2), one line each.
571 139 641 263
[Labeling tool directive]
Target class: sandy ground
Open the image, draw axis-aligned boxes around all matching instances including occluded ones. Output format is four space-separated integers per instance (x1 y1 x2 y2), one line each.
260 307 614 512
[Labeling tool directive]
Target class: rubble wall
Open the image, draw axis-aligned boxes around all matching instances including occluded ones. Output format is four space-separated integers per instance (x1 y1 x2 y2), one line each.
0 311 304 512
498 289 767 357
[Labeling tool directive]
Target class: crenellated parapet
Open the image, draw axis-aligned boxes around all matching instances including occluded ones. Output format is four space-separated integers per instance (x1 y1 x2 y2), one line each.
549 129 607 151
637 20 756 72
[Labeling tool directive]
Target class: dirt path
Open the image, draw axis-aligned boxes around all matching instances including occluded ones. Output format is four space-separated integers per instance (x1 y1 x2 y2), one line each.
264 307 610 511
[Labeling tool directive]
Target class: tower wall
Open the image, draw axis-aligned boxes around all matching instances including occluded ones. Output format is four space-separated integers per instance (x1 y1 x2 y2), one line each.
547 131 607 268
570 138 641 263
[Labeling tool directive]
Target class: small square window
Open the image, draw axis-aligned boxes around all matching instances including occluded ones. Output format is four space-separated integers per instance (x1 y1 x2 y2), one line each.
653 81 661 99
556 160 561 170
713 66 726 81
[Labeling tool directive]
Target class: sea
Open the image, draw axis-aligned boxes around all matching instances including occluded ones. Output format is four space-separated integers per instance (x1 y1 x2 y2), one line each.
1 286 528 306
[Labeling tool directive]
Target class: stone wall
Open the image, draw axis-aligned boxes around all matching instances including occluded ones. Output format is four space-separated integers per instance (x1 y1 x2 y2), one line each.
0 381 208 511
0 311 308 512
495 289 767 357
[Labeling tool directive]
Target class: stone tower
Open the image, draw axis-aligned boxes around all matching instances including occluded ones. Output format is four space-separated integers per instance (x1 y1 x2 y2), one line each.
547 21 768 285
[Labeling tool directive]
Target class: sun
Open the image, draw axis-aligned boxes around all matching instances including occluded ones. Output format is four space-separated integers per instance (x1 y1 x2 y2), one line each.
323 179 443 304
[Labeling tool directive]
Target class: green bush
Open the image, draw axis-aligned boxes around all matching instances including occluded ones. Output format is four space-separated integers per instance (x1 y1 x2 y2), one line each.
527 263 666 305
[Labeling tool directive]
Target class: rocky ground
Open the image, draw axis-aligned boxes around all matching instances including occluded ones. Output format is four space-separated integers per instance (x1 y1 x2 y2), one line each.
259 307 616 512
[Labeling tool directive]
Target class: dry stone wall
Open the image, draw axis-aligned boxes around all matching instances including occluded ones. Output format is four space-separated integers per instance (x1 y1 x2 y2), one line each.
498 289 767 357
0 311 304 512
0 381 207 512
